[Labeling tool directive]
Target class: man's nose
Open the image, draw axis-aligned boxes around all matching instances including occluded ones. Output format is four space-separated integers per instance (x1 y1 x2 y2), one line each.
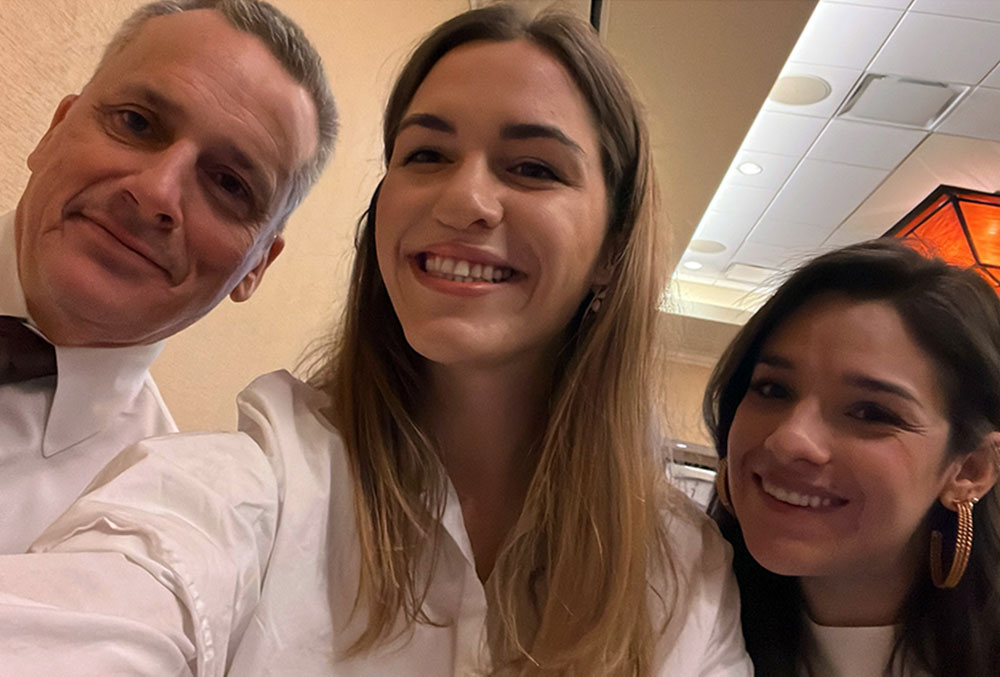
431 157 503 231
763 401 832 466
120 142 194 229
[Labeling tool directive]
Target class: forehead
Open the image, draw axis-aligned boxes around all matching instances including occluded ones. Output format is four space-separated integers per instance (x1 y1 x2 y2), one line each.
764 296 944 396
406 39 598 144
91 10 318 200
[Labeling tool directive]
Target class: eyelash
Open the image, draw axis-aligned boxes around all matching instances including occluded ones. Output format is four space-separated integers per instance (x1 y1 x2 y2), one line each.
402 148 445 165
509 160 561 182
846 402 914 430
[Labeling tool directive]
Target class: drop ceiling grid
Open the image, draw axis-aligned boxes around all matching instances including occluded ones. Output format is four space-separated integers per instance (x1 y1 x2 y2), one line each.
683 0 907 288
677 0 1000 313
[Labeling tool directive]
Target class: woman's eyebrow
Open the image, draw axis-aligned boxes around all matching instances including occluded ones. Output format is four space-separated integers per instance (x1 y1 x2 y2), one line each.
397 112 454 134
757 354 793 370
843 373 920 404
500 123 583 154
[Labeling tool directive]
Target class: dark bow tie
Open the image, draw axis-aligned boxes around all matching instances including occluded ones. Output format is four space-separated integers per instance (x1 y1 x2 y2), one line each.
0 315 57 385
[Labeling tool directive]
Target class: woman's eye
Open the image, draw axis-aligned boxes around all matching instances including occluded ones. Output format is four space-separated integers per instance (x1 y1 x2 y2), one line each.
403 148 445 164
748 379 788 400
847 403 907 427
510 161 560 182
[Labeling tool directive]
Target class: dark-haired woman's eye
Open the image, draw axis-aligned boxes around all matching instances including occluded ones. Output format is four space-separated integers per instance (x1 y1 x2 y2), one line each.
748 379 789 400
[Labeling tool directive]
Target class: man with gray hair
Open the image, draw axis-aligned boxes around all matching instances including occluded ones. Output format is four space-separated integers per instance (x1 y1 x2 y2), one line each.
0 0 336 552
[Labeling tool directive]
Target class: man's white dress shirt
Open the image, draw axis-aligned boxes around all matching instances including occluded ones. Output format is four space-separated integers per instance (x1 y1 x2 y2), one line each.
0 211 177 553
0 370 752 675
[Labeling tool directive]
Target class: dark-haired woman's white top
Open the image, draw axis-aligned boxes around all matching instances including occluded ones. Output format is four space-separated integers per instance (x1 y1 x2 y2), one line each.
803 618 931 677
0 370 753 675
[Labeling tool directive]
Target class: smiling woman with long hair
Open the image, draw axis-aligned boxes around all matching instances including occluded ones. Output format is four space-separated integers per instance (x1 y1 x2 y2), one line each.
0 5 750 675
706 239 1000 676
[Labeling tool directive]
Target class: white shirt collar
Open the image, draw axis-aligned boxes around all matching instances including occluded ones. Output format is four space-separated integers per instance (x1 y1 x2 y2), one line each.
0 211 165 457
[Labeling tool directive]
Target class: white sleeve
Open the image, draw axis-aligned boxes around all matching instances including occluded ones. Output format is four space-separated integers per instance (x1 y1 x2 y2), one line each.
0 431 279 677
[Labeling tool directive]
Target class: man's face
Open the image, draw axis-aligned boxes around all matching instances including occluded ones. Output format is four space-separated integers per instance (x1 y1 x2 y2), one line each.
15 9 318 346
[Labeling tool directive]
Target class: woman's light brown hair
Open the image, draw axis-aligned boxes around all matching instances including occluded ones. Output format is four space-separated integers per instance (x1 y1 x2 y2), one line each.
309 4 678 673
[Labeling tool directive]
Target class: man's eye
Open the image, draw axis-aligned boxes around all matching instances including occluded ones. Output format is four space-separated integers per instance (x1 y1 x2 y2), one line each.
117 109 152 135
216 172 247 196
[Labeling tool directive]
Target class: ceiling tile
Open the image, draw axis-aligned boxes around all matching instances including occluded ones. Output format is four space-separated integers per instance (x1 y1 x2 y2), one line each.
789 2 902 70
808 119 926 168
763 63 864 118
732 241 823 270
870 13 1000 84
704 183 777 222
762 159 890 227
726 151 800 189
936 87 1000 141
983 63 1000 88
743 111 827 156
690 211 754 255
911 0 1000 22
748 218 833 248
832 0 910 8
837 135 1000 246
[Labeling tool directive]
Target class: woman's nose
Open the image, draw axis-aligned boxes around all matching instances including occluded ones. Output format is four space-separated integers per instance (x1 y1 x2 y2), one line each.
763 402 832 466
431 157 503 231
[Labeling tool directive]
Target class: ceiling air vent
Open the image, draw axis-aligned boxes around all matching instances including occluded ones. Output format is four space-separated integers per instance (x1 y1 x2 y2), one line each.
837 73 966 129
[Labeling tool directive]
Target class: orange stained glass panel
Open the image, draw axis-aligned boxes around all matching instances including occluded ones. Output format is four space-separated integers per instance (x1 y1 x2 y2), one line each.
961 201 1000 267
908 203 976 268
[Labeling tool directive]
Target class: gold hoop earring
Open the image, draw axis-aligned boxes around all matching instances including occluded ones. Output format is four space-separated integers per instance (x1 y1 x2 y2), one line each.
930 498 977 589
715 458 734 514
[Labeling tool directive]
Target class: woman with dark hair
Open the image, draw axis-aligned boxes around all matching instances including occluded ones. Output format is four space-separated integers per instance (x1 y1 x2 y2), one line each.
0 4 750 675
705 239 1000 676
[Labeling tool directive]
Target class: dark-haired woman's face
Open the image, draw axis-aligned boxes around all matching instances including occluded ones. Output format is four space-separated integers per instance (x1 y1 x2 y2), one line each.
374 39 608 371
726 296 964 591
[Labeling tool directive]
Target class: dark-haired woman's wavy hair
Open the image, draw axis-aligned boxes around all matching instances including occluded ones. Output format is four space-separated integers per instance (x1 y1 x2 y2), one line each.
309 4 677 674
704 238 1000 676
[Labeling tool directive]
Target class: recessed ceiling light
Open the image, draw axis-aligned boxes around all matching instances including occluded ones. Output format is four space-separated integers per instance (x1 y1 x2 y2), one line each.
688 239 727 254
683 260 704 271
737 161 763 176
675 442 688 449
769 75 831 106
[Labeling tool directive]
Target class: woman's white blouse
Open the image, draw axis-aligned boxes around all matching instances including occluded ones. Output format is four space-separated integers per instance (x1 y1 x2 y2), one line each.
0 371 752 675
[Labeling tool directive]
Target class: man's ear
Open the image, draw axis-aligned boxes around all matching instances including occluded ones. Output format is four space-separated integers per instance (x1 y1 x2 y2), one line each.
27 95 78 170
230 234 285 303
939 431 1000 507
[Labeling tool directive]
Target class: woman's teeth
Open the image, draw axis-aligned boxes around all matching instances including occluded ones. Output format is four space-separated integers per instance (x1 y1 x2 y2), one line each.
762 478 834 508
424 255 514 283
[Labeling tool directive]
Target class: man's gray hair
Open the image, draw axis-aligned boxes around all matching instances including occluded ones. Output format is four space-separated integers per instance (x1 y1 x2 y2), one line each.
100 0 337 227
